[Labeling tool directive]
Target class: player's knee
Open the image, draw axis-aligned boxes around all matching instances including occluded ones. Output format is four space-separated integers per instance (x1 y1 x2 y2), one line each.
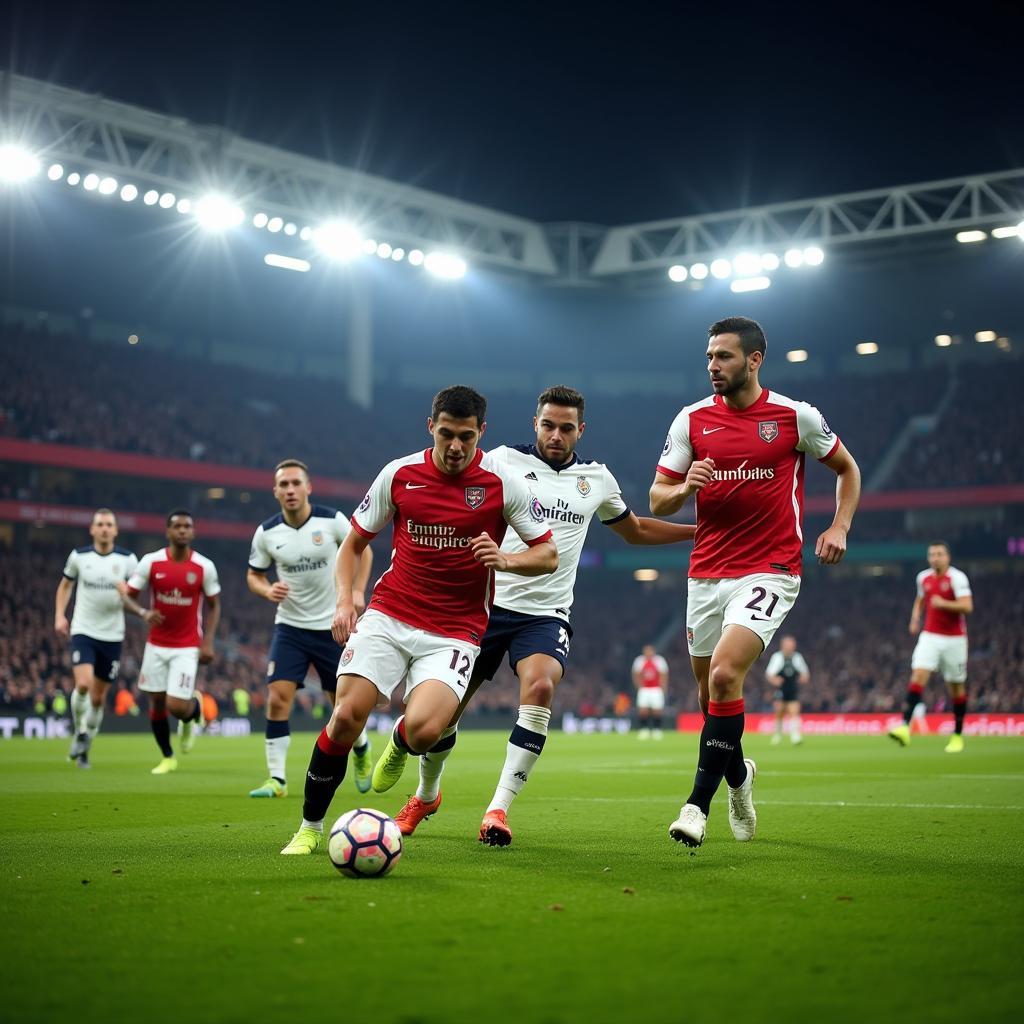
708 662 743 701
167 696 190 719
267 688 292 718
328 702 363 739
403 715 444 754
522 675 556 708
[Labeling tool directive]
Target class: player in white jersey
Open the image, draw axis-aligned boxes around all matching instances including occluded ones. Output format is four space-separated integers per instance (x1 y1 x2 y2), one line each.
765 635 810 744
388 385 695 846
54 508 159 768
246 460 374 798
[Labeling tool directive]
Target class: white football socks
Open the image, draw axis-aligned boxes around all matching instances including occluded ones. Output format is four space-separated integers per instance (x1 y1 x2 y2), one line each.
487 705 551 814
71 689 90 734
354 727 370 752
416 726 458 803
266 735 291 783
85 702 104 738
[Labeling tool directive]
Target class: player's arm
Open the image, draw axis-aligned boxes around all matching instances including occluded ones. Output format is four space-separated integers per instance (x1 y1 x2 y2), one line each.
909 594 924 634
608 512 695 545
649 463 715 516
930 594 974 615
815 443 861 565
350 544 374 615
247 567 289 605
333 531 372 644
659 664 669 692
116 581 163 626
199 594 220 664
471 533 558 576
796 654 810 685
765 653 783 686
54 576 75 637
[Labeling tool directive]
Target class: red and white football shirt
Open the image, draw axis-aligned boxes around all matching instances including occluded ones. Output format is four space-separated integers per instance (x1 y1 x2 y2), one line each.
351 448 552 645
127 548 221 647
633 654 668 689
657 388 840 578
917 567 971 636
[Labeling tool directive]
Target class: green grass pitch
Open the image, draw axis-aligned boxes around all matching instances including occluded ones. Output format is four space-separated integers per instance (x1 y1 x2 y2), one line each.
2 732 1022 1024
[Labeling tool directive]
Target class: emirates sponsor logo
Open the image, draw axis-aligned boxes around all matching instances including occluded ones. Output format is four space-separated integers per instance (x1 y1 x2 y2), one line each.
407 518 473 550
155 588 195 607
711 459 775 482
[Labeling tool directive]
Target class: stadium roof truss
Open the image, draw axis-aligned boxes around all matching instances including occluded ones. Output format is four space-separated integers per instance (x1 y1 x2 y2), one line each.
3 73 1023 287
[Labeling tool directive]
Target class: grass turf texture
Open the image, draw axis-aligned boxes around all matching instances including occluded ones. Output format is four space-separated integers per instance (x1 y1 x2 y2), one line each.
2 733 1021 1024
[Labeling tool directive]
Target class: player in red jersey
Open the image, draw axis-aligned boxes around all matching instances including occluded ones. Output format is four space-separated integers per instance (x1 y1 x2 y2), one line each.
280 386 558 855
889 541 973 753
632 645 670 739
650 317 861 848
126 510 221 774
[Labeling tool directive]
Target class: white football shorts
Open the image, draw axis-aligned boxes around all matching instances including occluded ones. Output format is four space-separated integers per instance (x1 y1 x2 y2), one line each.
138 643 200 700
911 631 968 683
337 609 479 706
636 687 666 711
686 573 801 658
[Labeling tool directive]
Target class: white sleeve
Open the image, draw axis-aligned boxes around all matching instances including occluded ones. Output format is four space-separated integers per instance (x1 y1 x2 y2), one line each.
248 526 272 572
915 571 928 599
765 652 784 675
792 653 810 676
795 402 841 461
631 656 644 673
501 474 552 546
352 463 398 538
950 569 972 598
201 558 221 597
598 466 629 525
655 656 669 675
656 408 693 480
124 553 139 581
334 510 352 544
128 552 153 593
62 549 79 580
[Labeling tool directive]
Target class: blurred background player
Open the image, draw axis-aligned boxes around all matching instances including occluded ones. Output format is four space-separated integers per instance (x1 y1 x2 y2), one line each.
632 644 670 739
889 541 973 753
246 460 374 799
126 510 221 774
765 635 810 745
281 385 557 855
651 316 860 849
54 508 159 768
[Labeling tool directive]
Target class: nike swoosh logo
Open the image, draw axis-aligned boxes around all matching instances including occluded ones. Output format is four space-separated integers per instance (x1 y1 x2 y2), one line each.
702 426 725 435
155 573 166 579
405 483 427 489
274 543 287 550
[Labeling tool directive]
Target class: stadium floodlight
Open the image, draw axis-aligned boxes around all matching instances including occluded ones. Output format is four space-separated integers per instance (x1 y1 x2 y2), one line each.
83 173 100 192
47 163 64 181
264 253 311 273
120 184 138 202
66 172 81 186
710 258 732 279
975 330 997 343
176 198 192 214
689 262 709 280
803 246 825 266
784 248 804 268
991 225 1020 239
267 216 283 233
0 144 41 183
786 349 809 362
667 264 688 283
1019 220 1024 239
283 222 297 236
730 276 771 293
252 212 269 229
299 226 313 241
194 194 243 230
376 242 393 259
997 337 1011 351
98 176 118 195
934 334 953 347
732 252 762 277
425 251 467 280
955 230 987 243
633 569 659 582
158 192 176 209
761 252 780 271
855 342 879 355
408 249 425 266
313 221 363 261
362 238 378 254
391 248 405 261
143 189 159 206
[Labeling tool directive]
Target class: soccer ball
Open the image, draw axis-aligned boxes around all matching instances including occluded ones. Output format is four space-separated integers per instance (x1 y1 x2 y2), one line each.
327 808 403 878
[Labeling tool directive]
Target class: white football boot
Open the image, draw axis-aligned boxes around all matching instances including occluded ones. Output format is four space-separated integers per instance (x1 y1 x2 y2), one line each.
727 758 757 841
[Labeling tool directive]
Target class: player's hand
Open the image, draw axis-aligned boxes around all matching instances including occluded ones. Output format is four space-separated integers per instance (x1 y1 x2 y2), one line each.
470 534 508 570
351 590 367 616
143 609 164 626
198 644 215 665
269 581 290 604
815 525 847 565
682 458 716 498
55 617 70 637
332 600 358 645
929 596 949 611
908 618 921 635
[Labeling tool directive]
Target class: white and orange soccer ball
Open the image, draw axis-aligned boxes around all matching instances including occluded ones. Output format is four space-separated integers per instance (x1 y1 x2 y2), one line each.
328 808 403 878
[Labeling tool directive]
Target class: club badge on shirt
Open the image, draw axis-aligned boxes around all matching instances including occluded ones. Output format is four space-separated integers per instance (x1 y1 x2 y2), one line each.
465 486 485 509
758 421 779 443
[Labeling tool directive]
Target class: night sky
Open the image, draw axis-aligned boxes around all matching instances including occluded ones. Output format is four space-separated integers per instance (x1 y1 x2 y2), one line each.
5 2 1023 224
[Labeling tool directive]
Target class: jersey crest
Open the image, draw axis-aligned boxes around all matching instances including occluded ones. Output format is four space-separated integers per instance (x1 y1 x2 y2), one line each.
465 486 486 509
576 476 591 496
758 420 779 443
312 530 324 545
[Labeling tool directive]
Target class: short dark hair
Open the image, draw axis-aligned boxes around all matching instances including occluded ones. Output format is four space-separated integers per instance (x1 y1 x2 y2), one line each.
537 385 585 420
274 459 310 478
928 540 951 553
432 385 487 427
92 507 116 522
709 316 767 357
166 508 194 526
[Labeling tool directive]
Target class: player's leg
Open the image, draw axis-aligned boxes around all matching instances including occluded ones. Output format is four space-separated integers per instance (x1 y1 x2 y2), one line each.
80 641 120 765
638 698 651 740
313 632 372 793
166 649 203 753
788 699 803 744
252 679 298 796
943 638 968 752
771 697 784 745
139 645 176 772
891 662 931 747
68 657 96 763
650 687 665 739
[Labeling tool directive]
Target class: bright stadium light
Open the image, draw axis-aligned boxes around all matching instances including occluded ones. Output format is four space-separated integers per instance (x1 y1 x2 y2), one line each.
264 253 311 272
66 172 81 186
786 349 809 362
47 163 65 181
855 341 879 355
803 246 825 266
83 173 100 192
391 247 405 261
98 176 118 195
194 194 244 230
283 222 297 236
975 330 997 343
0 145 41 183
667 264 688 282
176 198 192 214
425 251 467 280
633 569 659 582
784 248 804 268
935 334 953 347
158 192 176 209
143 189 159 206
732 252 762 277
120 184 138 202
761 252 780 271
267 216 283 233
408 249 424 266
730 276 771 293
313 222 362 261
956 230 987 243
376 242 393 259
299 226 313 241
991 225 1020 239
252 212 269 229
710 258 732 279
362 238 378 254
689 262 709 280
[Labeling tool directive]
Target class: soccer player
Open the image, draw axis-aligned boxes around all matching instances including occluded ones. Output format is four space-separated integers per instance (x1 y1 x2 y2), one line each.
765 635 810 745
633 644 670 740
54 508 159 768
889 542 973 753
651 316 860 848
246 459 374 798
126 510 221 774
389 386 695 846
280 385 558 855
